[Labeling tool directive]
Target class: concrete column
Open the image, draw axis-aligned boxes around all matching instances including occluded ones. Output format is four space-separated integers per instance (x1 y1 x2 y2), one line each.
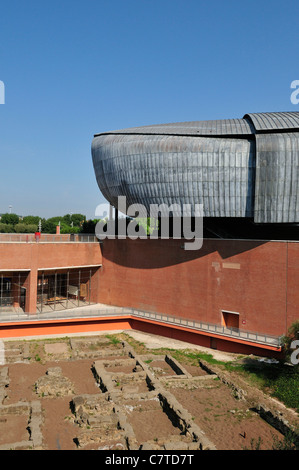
90 267 101 304
24 269 38 314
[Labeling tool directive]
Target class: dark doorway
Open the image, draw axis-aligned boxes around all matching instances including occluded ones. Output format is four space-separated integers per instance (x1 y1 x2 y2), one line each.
222 311 239 329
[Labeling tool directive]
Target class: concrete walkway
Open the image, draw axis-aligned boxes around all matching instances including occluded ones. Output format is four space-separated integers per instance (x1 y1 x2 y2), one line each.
0 303 277 361
125 329 239 362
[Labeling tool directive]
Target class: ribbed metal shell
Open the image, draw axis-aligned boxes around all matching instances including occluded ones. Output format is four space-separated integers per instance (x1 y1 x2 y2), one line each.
244 112 299 131
95 118 254 137
92 112 299 223
92 133 255 218
254 132 299 223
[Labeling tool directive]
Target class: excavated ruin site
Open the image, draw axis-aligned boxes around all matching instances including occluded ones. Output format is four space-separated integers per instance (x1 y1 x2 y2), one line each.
0 332 298 450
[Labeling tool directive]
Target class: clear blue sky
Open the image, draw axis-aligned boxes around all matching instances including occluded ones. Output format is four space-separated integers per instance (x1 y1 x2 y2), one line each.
0 0 298 219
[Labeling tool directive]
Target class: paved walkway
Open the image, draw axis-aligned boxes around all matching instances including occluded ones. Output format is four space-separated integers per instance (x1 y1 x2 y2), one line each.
125 330 239 362
0 303 282 351
0 303 129 322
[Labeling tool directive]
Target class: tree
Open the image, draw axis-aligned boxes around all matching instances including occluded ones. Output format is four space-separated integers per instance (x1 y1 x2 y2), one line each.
22 215 41 225
80 219 97 233
41 219 56 234
60 224 80 234
1 213 19 225
0 223 14 233
15 223 37 233
46 216 62 226
62 214 72 225
70 213 86 227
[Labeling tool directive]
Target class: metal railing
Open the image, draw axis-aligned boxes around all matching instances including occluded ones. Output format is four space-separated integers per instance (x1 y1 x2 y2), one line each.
0 304 283 348
129 308 283 348
0 305 131 323
0 233 99 243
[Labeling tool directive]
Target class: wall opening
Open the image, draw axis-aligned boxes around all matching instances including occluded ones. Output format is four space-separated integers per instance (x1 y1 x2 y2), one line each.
36 267 99 313
222 310 240 330
0 271 29 314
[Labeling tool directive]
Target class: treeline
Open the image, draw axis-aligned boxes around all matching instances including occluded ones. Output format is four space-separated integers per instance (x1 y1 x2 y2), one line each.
0 213 102 234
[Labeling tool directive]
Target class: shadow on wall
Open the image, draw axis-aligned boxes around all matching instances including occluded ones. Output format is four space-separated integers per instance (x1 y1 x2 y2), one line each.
98 215 299 269
100 236 270 269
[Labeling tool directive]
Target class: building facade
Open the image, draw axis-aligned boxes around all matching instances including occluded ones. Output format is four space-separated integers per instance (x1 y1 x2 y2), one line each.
92 111 299 226
89 111 299 355
0 231 297 356
0 234 102 314
0 112 298 357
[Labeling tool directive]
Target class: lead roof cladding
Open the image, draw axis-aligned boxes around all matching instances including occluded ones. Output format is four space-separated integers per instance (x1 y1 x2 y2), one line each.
244 112 299 223
244 111 299 132
94 118 255 137
94 112 299 136
92 112 299 223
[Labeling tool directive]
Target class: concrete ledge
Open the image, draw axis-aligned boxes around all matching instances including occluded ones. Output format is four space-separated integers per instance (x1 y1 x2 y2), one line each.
0 314 283 358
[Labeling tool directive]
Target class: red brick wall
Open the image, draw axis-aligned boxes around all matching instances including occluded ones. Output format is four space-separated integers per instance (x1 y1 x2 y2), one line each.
0 242 102 312
0 242 102 271
1 238 297 338
285 242 299 331
99 238 299 337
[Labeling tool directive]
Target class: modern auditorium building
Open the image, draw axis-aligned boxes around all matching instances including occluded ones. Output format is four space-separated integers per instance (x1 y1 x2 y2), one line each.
1 111 299 358
90 111 299 356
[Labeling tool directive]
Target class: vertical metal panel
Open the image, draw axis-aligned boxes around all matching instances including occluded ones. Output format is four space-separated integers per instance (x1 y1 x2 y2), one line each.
244 112 299 131
254 132 299 223
92 133 255 218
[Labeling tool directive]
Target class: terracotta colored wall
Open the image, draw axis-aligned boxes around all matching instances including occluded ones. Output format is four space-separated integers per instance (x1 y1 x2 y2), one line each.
0 242 102 271
99 238 299 337
0 242 102 313
284 242 299 331
0 316 131 339
1 238 297 341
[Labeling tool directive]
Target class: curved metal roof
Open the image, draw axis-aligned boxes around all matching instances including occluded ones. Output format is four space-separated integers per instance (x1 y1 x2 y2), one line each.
244 111 299 132
92 111 299 224
95 112 299 137
95 118 255 137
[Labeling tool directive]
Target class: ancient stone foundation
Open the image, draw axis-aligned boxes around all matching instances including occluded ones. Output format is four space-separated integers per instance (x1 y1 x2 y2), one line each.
71 341 217 450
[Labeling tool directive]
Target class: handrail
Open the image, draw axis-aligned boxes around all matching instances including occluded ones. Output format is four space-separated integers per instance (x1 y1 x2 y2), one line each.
129 308 283 348
0 233 99 243
0 304 283 348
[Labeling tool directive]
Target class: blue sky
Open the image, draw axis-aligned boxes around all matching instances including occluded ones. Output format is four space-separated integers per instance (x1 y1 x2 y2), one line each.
0 0 298 219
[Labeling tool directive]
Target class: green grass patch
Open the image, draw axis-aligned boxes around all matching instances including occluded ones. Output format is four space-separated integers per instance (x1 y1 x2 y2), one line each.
105 334 121 345
236 360 299 412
